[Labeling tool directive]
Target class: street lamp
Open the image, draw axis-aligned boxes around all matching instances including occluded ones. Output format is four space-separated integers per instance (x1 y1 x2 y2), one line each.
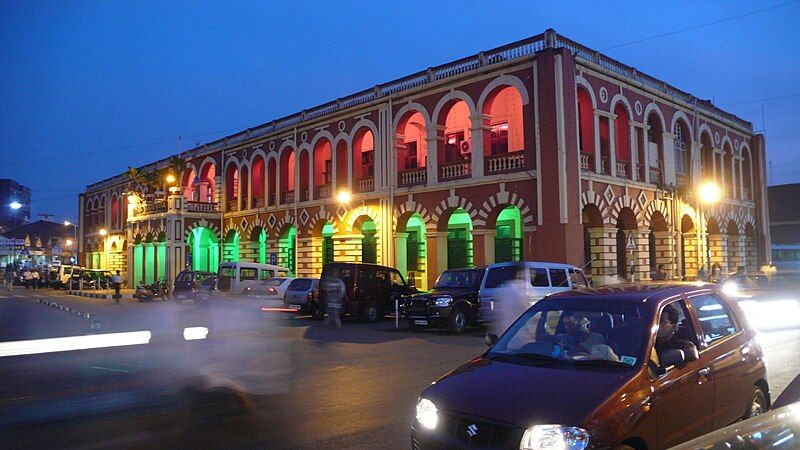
98 228 108 236
9 201 22 210
65 239 73 247
336 189 352 204
698 181 721 281
64 221 71 226
165 174 176 184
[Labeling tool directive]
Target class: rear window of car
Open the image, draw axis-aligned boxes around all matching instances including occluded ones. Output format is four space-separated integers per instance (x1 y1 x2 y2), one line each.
176 272 194 282
322 265 355 284
263 277 286 286
288 279 312 291
530 268 550 287
220 266 235 278
484 266 520 289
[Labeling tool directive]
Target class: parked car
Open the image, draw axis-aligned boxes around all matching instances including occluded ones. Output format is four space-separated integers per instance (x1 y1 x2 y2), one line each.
173 270 215 303
319 262 417 322
217 262 290 295
478 261 590 330
403 268 486 334
69 269 112 290
722 271 768 296
246 277 295 300
412 283 768 450
282 278 322 319
194 276 218 301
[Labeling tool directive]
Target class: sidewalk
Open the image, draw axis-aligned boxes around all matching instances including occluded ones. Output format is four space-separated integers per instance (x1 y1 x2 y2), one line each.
66 288 136 300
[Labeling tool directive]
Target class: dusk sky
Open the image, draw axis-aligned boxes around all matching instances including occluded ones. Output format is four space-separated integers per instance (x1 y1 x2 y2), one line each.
1 0 799 222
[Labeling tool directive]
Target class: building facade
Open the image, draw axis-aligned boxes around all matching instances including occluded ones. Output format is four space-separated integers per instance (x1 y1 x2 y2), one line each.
769 183 800 271
78 30 770 289
0 179 31 233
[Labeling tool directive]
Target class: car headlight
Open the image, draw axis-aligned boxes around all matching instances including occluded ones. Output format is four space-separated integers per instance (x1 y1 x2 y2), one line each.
520 425 590 450
722 281 739 296
415 398 438 430
434 296 453 307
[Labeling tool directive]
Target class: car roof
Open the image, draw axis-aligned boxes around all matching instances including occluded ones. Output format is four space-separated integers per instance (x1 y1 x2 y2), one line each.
487 261 579 269
546 282 725 305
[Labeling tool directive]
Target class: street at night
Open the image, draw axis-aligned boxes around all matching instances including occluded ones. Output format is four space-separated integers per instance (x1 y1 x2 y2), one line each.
1 288 799 449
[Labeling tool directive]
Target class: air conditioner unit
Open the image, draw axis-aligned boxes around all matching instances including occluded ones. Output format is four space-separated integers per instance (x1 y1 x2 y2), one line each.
460 141 471 155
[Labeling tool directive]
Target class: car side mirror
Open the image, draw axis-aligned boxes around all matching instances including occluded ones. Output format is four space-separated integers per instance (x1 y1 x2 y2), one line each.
485 333 498 347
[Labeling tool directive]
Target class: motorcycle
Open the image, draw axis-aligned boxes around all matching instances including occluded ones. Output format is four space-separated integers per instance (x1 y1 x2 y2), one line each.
135 278 171 302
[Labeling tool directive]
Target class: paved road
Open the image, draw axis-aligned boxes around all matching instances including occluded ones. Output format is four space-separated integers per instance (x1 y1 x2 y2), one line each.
0 289 798 449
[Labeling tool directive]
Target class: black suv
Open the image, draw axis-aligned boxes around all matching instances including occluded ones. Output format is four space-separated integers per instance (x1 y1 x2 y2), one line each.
173 270 216 302
403 268 485 334
318 263 416 322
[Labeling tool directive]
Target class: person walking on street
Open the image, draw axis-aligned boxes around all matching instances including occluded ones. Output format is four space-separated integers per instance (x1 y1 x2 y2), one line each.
31 269 40 289
111 270 125 303
23 269 32 289
321 274 345 328
4 268 14 291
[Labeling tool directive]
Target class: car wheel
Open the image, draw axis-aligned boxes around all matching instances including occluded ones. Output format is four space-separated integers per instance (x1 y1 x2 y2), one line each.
361 301 379 323
449 306 468 334
746 387 767 419
311 304 325 320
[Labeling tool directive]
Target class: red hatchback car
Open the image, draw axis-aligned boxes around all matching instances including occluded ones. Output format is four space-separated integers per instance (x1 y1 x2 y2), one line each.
412 284 769 450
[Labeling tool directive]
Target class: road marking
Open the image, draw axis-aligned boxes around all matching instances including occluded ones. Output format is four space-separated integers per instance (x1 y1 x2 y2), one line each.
91 366 132 373
0 331 152 357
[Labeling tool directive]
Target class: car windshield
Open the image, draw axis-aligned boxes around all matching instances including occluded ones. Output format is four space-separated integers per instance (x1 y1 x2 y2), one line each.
435 270 481 289
200 277 217 286
487 297 649 368
287 279 312 291
176 272 194 282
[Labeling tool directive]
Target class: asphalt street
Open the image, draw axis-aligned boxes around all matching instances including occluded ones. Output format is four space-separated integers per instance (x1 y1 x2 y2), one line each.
0 288 799 449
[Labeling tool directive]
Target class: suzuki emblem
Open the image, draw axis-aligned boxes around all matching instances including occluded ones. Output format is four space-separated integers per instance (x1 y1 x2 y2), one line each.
466 423 479 437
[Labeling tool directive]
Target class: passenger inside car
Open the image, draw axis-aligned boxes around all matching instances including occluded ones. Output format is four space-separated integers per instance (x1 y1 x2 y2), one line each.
653 303 698 366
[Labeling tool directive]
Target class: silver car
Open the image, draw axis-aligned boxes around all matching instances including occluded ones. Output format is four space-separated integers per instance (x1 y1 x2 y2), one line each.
282 278 322 320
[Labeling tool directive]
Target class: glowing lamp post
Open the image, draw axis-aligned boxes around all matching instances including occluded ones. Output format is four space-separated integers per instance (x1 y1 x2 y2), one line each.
98 228 108 236
9 201 22 210
698 181 721 281
336 190 352 205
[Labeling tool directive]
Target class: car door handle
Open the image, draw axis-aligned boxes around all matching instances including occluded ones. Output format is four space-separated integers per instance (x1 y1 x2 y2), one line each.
740 345 751 356
698 367 711 377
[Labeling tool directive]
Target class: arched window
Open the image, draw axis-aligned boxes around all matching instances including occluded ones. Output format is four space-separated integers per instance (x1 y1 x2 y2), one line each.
646 114 663 183
396 111 428 186
299 150 310 201
252 156 265 207
742 148 753 201
353 129 375 192
110 196 119 229
673 121 689 182
239 165 249 209
614 103 631 178
577 88 595 169
438 100 472 181
267 158 277 206
280 149 295 203
313 139 333 198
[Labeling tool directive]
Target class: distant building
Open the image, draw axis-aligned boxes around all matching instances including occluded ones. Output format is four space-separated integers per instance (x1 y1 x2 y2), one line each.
769 183 800 271
4 220 78 267
0 179 31 233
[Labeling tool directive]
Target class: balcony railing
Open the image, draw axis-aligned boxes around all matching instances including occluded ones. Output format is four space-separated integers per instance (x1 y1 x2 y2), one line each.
580 153 591 170
399 167 427 187
486 150 525 174
357 177 375 193
440 160 471 181
616 161 628 178
318 184 332 199
253 197 265 208
649 167 662 184
133 200 167 216
284 190 295 204
186 201 219 213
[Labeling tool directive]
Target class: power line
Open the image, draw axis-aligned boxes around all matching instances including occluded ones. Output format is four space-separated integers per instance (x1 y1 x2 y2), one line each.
718 92 800 106
602 0 800 51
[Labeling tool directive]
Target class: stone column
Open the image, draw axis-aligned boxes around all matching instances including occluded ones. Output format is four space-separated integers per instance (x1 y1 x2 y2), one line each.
744 235 758 272
708 234 729 275
682 232 699 280
653 231 675 279
629 124 639 181
634 230 650 281
471 228 491 268
469 114 490 178
296 236 313 277
587 227 617 283
427 231 448 289
426 126 443 184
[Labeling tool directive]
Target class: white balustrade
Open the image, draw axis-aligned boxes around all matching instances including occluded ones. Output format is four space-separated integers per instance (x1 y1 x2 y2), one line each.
399 168 427 186
440 161 472 180
486 151 525 174
357 177 374 192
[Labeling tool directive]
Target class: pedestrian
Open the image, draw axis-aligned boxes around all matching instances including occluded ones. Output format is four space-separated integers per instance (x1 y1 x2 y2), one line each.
652 264 667 281
321 274 345 328
697 265 707 282
766 262 777 284
23 269 32 289
711 263 723 283
31 269 40 289
111 270 125 303
6 268 15 292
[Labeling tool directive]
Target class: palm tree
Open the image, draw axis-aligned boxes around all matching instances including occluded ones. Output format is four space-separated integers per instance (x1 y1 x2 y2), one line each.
168 156 187 181
125 167 146 190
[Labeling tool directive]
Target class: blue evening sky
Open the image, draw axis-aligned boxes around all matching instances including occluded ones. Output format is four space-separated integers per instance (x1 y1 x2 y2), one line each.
1 0 798 221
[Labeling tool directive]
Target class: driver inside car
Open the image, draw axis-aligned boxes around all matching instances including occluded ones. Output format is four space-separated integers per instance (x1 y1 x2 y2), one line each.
555 313 619 361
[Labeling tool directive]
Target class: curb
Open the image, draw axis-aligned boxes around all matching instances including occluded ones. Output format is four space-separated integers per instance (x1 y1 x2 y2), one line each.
66 290 134 300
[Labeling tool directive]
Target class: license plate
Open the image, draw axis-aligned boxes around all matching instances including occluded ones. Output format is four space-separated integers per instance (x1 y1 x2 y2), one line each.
288 305 301 311
414 320 428 325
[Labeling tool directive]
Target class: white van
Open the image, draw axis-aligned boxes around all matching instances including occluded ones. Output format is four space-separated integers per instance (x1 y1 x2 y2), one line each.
53 265 82 289
217 262 291 295
478 261 590 331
